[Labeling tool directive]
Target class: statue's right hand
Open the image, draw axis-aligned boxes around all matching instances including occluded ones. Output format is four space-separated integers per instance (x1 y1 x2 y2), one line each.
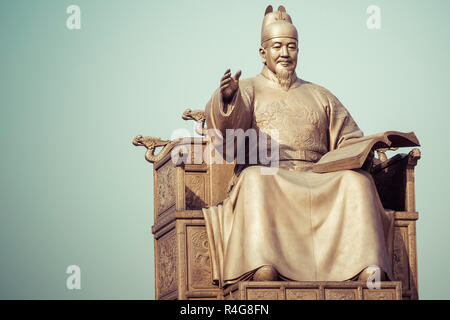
220 69 241 103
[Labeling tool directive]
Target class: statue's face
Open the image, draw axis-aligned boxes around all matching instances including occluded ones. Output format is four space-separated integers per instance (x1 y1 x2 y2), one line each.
260 37 298 74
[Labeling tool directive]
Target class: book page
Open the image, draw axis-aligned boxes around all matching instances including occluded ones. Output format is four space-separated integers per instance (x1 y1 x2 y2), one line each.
315 139 373 166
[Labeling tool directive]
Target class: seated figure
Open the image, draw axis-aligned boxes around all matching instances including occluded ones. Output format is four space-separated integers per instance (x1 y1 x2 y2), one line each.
202 5 395 287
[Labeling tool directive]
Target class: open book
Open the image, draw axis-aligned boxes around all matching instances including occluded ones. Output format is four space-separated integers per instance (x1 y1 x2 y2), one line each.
312 131 420 173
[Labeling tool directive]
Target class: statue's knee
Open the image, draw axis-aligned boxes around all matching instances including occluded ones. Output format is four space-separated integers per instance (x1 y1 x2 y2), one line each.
240 166 263 180
342 170 372 189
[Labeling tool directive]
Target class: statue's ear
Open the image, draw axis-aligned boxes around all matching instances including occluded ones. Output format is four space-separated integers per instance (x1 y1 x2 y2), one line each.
259 47 267 64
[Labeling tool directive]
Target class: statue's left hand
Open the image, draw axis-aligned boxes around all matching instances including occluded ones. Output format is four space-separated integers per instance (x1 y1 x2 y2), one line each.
362 150 375 172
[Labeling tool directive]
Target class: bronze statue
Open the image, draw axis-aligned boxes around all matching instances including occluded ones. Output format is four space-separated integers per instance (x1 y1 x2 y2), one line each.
202 5 394 287
134 4 421 300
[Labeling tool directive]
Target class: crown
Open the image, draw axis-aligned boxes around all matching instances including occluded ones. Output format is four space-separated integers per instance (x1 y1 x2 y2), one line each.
261 5 298 45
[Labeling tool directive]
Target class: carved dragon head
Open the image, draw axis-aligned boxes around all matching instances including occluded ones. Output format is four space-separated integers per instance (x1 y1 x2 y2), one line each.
132 135 171 150
182 108 205 122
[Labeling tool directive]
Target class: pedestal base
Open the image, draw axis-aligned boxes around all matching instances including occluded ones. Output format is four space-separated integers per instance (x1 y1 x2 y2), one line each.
223 281 402 300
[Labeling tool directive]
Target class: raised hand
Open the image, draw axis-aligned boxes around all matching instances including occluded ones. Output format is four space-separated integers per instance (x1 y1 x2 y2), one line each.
220 69 241 103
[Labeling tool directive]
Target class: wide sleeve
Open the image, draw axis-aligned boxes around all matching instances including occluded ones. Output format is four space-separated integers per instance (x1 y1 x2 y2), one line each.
205 80 254 136
326 92 364 151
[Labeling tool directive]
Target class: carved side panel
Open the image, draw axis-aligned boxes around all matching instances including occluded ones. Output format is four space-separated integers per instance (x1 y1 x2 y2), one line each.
393 225 410 292
392 219 418 299
286 289 319 300
187 225 213 290
156 161 176 215
363 290 395 300
157 230 177 298
185 173 207 210
247 289 279 300
187 297 218 300
324 289 358 300
223 282 401 300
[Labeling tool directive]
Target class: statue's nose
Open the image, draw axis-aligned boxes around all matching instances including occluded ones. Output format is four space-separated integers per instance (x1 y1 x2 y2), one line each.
281 45 289 57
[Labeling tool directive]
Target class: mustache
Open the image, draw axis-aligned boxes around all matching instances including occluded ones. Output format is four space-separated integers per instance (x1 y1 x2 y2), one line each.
277 58 292 63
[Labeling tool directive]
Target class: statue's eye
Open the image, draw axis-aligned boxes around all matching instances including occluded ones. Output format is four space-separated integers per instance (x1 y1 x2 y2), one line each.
272 43 281 49
288 44 297 49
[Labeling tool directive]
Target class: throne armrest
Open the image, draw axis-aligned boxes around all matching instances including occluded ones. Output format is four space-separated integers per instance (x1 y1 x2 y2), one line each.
372 148 421 212
372 148 420 300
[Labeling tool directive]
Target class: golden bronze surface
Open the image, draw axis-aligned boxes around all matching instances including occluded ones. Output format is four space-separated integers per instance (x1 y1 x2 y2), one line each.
133 4 420 300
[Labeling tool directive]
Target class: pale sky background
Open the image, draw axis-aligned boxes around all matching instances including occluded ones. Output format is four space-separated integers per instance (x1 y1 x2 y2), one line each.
0 0 449 299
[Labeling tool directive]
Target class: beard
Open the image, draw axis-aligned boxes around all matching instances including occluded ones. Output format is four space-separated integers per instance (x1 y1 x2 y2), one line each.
275 64 295 91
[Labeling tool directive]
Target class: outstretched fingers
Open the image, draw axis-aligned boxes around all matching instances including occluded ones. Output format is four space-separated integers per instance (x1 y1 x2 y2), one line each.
221 77 232 87
220 83 230 91
233 69 242 81
221 69 231 81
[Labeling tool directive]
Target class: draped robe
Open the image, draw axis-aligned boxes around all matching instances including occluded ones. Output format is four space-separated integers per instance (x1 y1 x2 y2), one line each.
202 67 394 287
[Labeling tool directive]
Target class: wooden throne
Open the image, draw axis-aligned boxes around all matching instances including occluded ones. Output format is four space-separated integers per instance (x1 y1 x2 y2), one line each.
133 109 420 300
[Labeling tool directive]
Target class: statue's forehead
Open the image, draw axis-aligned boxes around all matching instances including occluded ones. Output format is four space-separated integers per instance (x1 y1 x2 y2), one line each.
267 37 298 44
